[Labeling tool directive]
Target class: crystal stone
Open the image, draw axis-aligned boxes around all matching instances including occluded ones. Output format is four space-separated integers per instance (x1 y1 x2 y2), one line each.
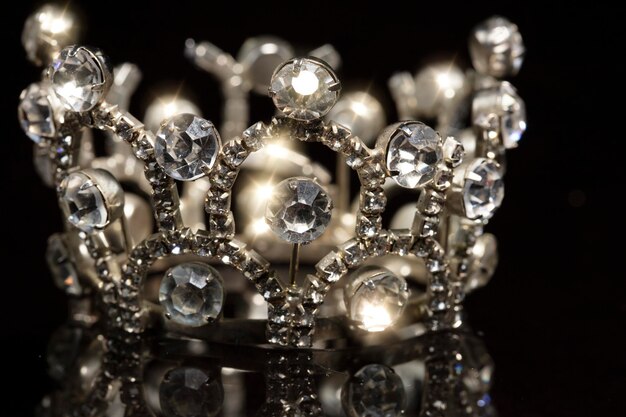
463 159 504 220
413 62 466 118
49 46 110 112
159 367 223 417
469 16 525 78
46 234 81 295
342 364 407 417
155 114 221 181
60 172 109 232
473 81 526 148
22 4 77 65
270 58 340 121
386 122 442 188
265 177 333 244
18 83 58 143
159 262 225 327
345 266 409 332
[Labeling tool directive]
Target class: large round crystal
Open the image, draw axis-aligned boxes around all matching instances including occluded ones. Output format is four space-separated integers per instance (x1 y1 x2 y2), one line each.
60 172 109 232
344 266 409 332
155 114 221 181
18 83 58 143
22 4 77 65
342 364 406 417
469 16 525 78
414 62 466 118
49 46 110 112
159 367 223 417
386 122 442 188
462 159 504 220
473 82 526 149
270 58 340 121
265 177 333 244
159 262 225 327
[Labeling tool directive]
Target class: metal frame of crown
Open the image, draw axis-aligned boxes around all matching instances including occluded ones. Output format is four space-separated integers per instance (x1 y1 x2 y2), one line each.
21 5 525 415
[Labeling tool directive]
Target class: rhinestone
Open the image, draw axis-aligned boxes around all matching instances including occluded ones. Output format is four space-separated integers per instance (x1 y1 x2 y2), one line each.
22 4 77 65
159 262 225 327
413 62 466 118
385 122 442 188
60 172 109 232
46 234 81 296
470 16 525 78
473 81 526 148
316 251 347 283
463 159 504 220
270 58 340 121
467 234 498 290
342 364 406 417
265 177 333 244
344 266 409 332
18 83 59 143
155 114 221 181
49 45 111 112
159 367 223 417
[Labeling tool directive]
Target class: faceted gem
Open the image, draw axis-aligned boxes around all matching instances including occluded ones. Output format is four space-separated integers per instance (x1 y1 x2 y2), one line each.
49 45 110 112
386 122 442 188
60 172 109 232
159 367 223 417
46 234 81 295
342 364 406 417
467 233 498 290
22 4 77 65
155 114 221 181
159 262 224 327
473 81 526 148
462 159 504 220
344 266 409 332
413 62 466 118
265 177 333 244
470 16 525 78
18 83 58 143
270 58 340 121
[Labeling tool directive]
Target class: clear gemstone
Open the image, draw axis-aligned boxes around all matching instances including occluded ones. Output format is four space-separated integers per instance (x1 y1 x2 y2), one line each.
155 114 221 181
22 4 77 65
386 122 442 188
159 262 224 326
60 172 109 232
270 58 340 121
413 62 466 118
342 364 406 417
18 83 58 143
46 234 81 295
159 367 223 417
265 177 333 244
473 82 526 148
344 266 409 332
463 159 504 220
49 46 109 112
470 16 525 78
467 234 498 290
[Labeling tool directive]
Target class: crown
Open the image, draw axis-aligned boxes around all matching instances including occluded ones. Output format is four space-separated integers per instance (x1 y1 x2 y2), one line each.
20 1 525 363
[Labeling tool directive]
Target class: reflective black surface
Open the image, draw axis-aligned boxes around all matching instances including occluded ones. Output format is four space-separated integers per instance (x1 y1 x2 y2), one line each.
3 1 623 416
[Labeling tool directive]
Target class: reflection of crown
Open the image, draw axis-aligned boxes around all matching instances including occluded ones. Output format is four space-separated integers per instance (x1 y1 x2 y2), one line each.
21 3 526 355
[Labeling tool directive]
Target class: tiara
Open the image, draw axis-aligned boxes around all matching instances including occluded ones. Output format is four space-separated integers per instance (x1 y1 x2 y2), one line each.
20 4 525 415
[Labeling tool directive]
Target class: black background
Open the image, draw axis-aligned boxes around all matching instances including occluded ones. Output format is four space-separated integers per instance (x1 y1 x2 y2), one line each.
2 1 624 416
